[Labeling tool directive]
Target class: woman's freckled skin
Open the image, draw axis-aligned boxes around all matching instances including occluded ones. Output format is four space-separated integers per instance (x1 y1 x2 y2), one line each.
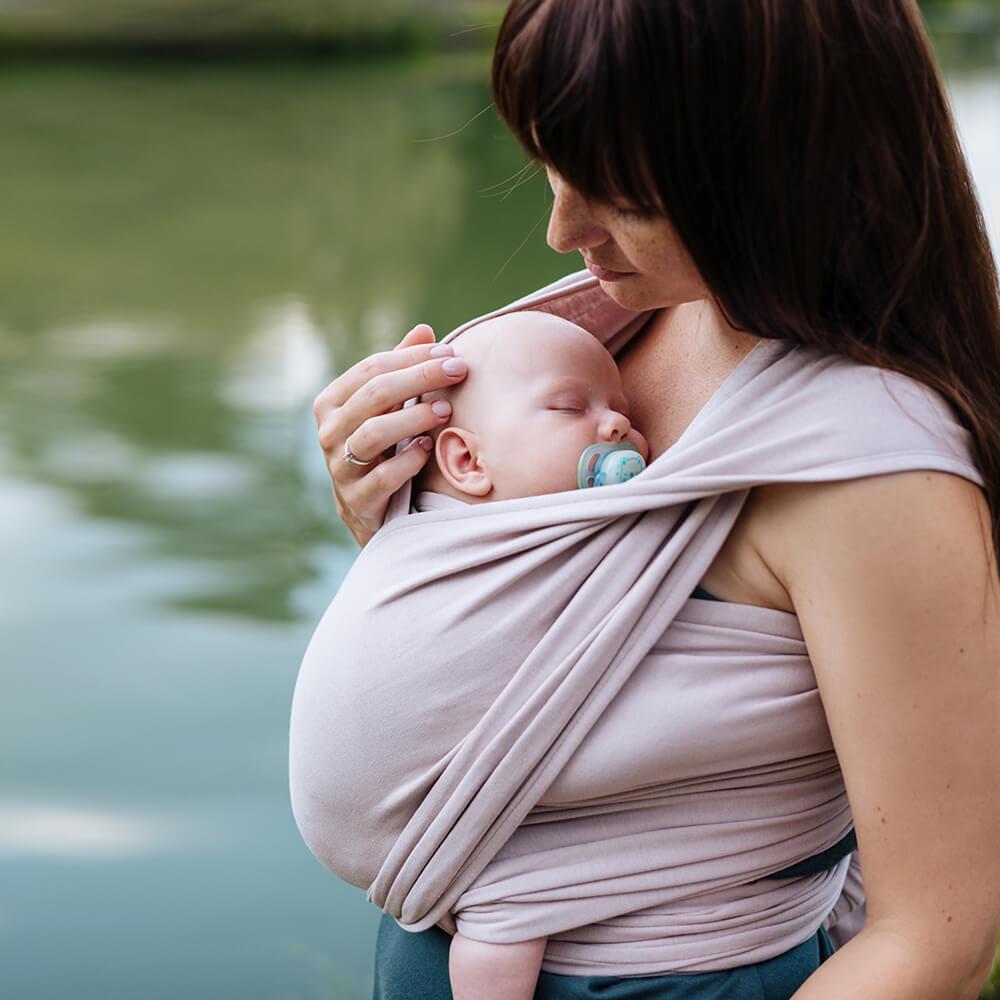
542 165 709 313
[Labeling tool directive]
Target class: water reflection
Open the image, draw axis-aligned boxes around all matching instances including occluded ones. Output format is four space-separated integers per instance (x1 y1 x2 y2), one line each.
0 57 568 622
0 800 189 859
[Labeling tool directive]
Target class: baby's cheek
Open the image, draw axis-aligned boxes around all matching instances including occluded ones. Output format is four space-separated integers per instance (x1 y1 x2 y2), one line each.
527 449 579 496
551 436 590 495
496 419 588 498
632 429 651 462
508 432 579 497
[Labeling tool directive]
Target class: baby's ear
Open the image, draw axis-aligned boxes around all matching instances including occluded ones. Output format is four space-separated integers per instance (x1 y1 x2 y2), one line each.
436 427 492 497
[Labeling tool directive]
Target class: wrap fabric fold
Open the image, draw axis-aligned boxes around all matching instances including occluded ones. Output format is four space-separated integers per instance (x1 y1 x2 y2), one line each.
289 271 983 975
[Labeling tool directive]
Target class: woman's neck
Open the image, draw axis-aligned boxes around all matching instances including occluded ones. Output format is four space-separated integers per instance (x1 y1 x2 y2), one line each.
643 299 762 364
614 299 762 458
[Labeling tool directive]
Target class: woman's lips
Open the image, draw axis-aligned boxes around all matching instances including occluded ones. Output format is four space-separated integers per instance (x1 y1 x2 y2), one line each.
585 259 636 282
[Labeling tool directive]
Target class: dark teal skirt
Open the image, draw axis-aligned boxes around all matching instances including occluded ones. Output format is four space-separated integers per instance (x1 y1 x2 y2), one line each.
372 913 836 999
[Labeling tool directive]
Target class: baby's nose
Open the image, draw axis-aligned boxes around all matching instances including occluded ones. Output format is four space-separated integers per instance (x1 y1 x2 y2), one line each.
599 411 632 443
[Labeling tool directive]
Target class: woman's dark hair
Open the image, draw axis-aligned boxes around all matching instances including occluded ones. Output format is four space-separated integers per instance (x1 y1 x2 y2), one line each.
492 0 1000 567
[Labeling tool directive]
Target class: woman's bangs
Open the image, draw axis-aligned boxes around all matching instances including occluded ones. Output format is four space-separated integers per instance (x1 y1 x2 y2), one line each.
492 0 662 212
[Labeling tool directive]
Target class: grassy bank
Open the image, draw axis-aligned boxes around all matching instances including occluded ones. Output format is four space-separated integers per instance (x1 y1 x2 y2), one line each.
0 1 505 55
0 1 994 59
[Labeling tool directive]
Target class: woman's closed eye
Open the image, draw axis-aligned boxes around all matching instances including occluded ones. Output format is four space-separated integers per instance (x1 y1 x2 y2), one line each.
606 197 658 221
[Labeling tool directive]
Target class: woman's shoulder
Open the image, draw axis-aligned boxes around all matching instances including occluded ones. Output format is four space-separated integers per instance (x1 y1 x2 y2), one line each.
750 453 990 624
739 344 988 609
757 342 984 488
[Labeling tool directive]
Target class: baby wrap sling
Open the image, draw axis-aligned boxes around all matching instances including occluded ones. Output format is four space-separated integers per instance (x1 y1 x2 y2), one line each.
289 270 983 976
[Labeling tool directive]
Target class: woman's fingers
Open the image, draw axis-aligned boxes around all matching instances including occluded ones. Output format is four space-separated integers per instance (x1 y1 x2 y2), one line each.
332 433 435 546
387 326 436 416
317 356 467 460
313 337 454 416
345 435 435 514
394 323 436 351
340 400 452 466
310 323 464 546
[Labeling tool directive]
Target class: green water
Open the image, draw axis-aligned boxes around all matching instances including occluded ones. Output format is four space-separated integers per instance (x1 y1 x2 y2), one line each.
1 50 997 1000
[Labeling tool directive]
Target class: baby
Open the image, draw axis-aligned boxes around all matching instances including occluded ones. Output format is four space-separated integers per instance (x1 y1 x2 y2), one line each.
410 310 650 1000
413 309 650 507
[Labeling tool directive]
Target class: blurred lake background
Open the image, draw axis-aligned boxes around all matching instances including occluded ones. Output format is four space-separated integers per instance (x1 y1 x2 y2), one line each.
2 3 998 999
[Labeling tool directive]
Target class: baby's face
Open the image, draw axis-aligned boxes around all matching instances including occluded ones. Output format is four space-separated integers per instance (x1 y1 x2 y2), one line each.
430 312 649 501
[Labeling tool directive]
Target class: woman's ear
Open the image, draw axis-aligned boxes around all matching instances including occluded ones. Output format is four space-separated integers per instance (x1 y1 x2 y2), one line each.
435 427 493 497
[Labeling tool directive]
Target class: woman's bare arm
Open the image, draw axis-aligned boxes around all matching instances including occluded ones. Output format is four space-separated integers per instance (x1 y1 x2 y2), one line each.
758 471 1000 999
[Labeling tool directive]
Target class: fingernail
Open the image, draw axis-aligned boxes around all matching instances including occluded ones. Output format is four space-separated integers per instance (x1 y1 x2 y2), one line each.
442 358 467 376
431 401 451 416
419 436 434 451
430 343 454 357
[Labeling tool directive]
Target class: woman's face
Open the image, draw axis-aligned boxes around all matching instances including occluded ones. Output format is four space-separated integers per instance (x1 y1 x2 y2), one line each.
544 165 708 312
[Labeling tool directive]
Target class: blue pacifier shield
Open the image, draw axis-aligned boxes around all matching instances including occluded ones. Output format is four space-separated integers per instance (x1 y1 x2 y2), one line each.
577 440 646 489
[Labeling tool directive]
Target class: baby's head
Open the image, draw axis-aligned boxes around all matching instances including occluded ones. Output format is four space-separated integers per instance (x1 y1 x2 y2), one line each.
414 311 649 503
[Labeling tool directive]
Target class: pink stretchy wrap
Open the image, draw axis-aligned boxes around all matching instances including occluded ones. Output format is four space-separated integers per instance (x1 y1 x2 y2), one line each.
289 270 981 975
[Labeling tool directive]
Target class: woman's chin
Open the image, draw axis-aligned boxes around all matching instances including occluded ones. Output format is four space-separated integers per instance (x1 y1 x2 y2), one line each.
597 276 708 312
594 276 663 311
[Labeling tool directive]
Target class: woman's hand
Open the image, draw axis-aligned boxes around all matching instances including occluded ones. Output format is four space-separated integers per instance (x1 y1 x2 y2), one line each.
312 324 469 548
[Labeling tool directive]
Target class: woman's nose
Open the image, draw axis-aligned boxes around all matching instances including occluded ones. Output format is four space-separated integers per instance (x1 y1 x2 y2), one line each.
545 177 609 254
597 411 632 443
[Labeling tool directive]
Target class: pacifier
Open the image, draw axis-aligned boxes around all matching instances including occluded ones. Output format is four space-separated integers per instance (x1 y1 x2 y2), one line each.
577 439 646 489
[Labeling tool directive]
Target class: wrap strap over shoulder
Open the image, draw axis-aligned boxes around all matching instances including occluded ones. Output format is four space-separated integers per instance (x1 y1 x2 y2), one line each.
289 271 982 975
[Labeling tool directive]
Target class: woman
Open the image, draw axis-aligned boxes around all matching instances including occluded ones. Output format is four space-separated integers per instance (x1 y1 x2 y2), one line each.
311 1 1000 997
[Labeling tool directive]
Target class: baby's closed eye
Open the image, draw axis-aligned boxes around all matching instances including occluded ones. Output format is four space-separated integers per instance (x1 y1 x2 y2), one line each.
547 396 588 412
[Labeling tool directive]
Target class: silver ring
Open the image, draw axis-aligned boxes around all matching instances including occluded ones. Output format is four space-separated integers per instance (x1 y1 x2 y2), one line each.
343 437 375 466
